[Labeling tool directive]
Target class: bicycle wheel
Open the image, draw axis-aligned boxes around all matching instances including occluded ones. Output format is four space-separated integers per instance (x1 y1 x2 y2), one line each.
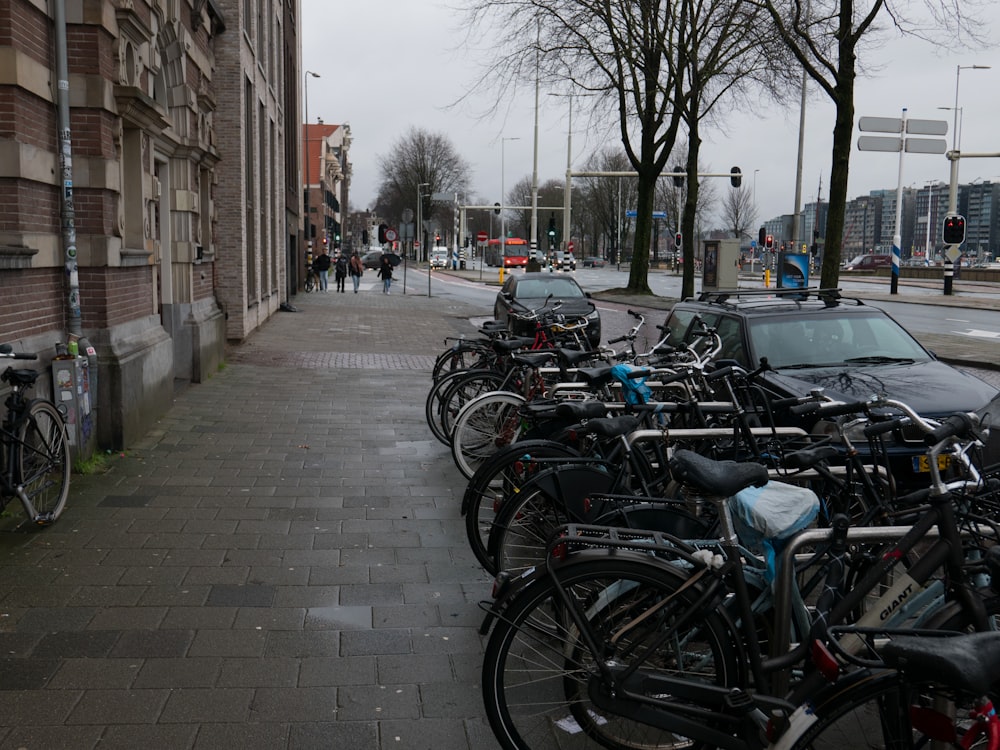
783 669 978 750
424 369 503 446
304 272 316 292
489 465 619 576
463 440 581 572
431 342 493 382
438 371 510 442
450 391 526 479
482 555 740 750
16 400 70 524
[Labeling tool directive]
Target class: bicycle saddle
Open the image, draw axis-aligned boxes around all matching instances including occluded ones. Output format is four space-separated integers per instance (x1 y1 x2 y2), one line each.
880 631 1000 696
669 449 769 496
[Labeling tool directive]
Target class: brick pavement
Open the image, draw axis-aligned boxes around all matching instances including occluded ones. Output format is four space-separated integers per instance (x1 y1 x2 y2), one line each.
0 287 502 750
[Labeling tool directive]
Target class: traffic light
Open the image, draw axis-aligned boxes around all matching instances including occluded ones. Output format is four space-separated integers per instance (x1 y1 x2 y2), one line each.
494 202 501 215
942 214 966 245
362 229 369 245
321 236 328 246
378 223 387 244
435 232 441 243
672 165 685 188
765 234 774 251
730 167 742 188
758 227 766 247
674 232 682 249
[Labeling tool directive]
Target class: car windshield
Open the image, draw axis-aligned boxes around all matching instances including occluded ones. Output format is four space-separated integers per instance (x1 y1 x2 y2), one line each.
748 313 932 369
515 278 585 300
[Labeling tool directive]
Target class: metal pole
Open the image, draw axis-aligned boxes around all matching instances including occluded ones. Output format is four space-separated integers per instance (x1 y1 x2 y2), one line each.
529 26 540 259
791 65 808 250
890 108 906 295
563 93 572 257
54 0 81 338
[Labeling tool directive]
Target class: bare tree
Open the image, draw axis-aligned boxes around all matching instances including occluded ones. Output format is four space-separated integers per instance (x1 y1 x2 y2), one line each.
578 149 638 267
374 127 472 251
720 185 758 242
463 1 695 295
749 0 988 288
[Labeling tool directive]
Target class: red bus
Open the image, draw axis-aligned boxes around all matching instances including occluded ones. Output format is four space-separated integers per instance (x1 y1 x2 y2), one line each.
485 238 529 268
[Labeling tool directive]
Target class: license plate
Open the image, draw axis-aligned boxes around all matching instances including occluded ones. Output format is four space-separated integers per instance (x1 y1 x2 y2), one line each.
912 454 951 473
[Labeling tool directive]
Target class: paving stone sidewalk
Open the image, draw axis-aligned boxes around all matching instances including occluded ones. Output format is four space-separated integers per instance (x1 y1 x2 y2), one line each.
0 287 503 750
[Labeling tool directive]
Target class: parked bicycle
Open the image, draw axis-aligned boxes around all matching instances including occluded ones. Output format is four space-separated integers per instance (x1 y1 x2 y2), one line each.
0 344 71 526
478 402 1000 748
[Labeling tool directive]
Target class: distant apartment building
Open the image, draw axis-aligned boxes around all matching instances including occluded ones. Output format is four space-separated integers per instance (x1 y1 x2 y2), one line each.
303 122 352 257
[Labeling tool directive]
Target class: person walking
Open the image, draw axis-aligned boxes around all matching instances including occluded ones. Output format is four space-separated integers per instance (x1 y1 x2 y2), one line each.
349 251 363 293
377 254 394 294
334 253 348 293
312 247 332 292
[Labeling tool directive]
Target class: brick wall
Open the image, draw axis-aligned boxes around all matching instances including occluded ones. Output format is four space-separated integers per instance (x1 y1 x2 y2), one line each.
0 269 65 342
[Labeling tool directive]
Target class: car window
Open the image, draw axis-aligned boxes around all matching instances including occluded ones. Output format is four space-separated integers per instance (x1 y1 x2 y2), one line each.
715 315 748 366
515 278 584 299
663 309 698 348
749 313 931 368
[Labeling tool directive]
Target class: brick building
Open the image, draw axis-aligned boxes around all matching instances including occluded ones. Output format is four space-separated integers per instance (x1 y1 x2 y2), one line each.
0 0 300 451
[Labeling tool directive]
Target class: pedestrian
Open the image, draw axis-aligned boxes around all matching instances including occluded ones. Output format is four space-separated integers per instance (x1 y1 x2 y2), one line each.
377 255 393 294
334 253 348 292
312 246 332 291
349 251 363 293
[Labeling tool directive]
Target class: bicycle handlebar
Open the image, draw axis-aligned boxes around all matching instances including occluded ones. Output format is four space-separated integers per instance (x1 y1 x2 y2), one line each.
0 344 37 360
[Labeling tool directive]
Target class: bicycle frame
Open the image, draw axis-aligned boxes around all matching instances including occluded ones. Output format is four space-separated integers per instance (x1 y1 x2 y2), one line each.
483 412 995 748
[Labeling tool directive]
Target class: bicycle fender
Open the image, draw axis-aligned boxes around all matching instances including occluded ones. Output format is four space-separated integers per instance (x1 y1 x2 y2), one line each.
525 465 619 523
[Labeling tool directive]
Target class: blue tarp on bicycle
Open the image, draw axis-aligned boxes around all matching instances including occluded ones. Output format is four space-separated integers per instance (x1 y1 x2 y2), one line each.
610 364 652 405
729 481 820 583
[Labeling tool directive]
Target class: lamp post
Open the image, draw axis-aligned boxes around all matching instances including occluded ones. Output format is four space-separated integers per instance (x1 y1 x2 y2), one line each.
501 137 520 268
943 64 991 214
303 70 320 261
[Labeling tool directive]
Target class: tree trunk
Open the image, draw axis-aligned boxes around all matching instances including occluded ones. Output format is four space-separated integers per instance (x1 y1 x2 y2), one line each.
626 171 656 294
681 127 702 300
819 74 856 289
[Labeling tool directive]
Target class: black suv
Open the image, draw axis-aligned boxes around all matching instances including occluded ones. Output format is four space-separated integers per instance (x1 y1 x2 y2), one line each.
663 287 998 486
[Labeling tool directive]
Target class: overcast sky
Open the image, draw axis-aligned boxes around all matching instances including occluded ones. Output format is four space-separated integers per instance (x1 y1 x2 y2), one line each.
301 2 999 228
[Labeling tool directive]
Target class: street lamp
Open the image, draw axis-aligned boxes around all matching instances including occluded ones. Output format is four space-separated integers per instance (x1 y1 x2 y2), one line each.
416 182 430 263
501 137 520 265
303 70 320 255
942 64 991 214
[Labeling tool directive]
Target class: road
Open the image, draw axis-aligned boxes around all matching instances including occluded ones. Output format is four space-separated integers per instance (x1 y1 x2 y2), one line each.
397 262 1000 389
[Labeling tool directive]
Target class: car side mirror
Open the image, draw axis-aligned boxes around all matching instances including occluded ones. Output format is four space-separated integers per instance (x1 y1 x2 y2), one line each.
584 292 592 298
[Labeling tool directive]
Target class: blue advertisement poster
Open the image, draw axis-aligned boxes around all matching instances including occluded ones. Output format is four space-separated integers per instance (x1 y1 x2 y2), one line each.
778 252 809 289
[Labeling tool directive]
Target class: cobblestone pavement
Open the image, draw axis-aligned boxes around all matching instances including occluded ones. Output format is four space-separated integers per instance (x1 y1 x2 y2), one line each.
0 276 996 749
0 287 501 750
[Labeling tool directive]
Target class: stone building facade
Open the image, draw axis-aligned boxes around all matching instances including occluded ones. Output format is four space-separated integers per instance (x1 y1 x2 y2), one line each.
0 0 299 451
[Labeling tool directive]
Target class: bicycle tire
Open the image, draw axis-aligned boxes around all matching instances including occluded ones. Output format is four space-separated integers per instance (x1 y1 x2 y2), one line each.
463 440 581 571
450 391 526 479
482 554 740 750
431 342 493 382
424 369 502 445
304 272 316 292
439 371 513 442
16 399 70 525
782 669 968 750
489 464 619 576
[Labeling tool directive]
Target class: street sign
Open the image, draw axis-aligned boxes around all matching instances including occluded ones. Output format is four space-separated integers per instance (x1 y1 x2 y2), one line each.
567 241 575 253
945 245 962 262
858 116 903 133
905 138 947 154
476 231 488 243
857 135 902 152
384 228 398 242
906 119 948 136
625 210 637 218
652 211 667 220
